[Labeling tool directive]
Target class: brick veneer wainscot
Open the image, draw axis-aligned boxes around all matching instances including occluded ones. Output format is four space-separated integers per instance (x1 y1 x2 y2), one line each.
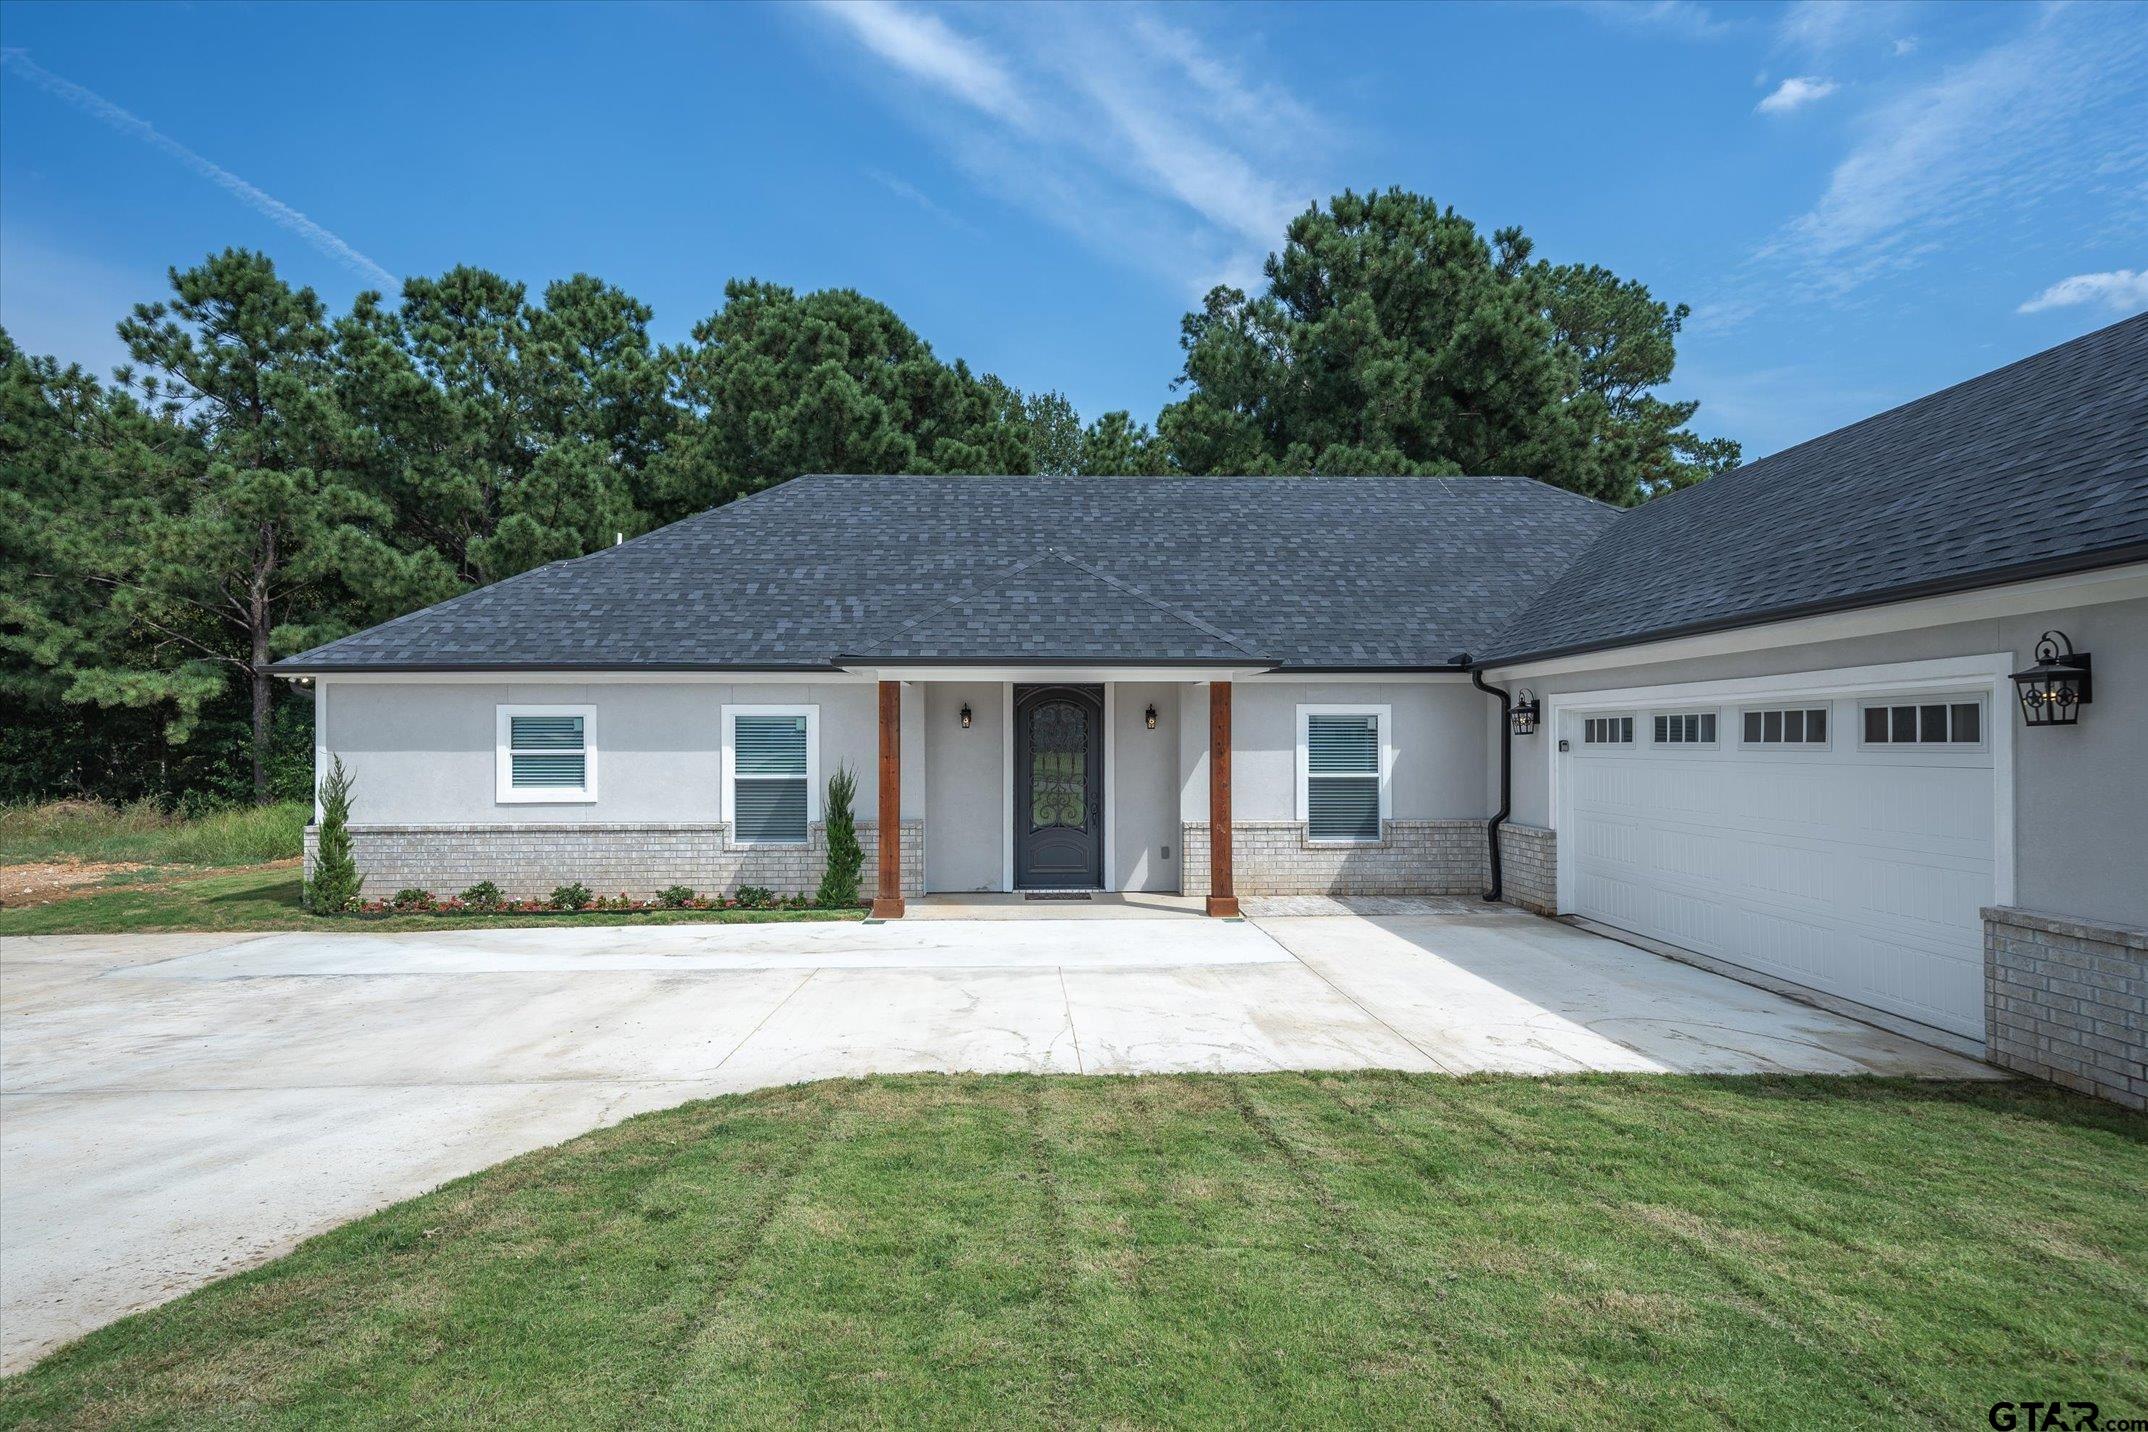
304 821 924 902
1496 823 1557 916
1181 819 1488 897
1983 905 2147 1110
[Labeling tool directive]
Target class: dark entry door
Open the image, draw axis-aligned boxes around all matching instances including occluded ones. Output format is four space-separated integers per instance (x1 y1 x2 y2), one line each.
1014 684 1104 890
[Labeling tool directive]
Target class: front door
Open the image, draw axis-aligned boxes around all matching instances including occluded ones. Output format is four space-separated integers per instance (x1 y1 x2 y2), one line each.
1014 684 1104 889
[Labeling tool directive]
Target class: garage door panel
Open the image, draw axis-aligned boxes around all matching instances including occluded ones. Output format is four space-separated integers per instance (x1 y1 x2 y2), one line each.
1565 704 1991 1040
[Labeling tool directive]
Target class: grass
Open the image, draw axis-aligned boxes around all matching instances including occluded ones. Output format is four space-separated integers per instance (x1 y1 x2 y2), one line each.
0 865 861 935
3 1073 2142 1429
0 799 310 867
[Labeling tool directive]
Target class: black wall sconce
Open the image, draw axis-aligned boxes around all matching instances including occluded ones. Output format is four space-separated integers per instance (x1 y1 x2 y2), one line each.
1511 689 1540 737
2010 631 2093 727
1144 704 1158 730
959 703 973 729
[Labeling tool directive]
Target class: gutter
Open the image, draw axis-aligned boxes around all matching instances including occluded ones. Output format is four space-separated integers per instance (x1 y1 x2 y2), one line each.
1460 654 1510 905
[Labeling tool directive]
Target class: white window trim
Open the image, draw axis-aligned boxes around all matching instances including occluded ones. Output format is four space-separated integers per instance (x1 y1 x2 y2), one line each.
1736 704 1834 751
495 704 597 804
1855 693 1990 752
1579 713 1637 749
1295 703 1392 845
1648 709 1719 749
722 704 821 846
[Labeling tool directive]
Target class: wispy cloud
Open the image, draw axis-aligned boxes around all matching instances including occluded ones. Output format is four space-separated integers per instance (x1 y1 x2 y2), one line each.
815 1 1028 125
1566 1 1734 41
807 3 1325 294
864 169 979 233
1774 0 1914 59
2018 268 2148 315
1756 76 1839 114
1 49 397 291
1757 6 2148 297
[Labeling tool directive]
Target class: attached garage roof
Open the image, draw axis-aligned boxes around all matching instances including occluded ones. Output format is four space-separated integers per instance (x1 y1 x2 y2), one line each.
276 475 1617 673
1482 313 2148 665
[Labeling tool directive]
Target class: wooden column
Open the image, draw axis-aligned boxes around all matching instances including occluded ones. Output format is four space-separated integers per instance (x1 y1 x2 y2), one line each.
871 680 905 919
1207 680 1238 917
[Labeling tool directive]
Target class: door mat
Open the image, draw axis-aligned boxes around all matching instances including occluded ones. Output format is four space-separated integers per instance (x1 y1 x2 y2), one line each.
1024 891 1093 901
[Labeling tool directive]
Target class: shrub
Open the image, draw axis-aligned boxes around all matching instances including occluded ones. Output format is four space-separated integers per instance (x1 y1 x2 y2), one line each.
816 763 863 909
550 882 593 911
734 884 775 910
305 758 364 914
460 881 504 909
389 888 436 912
657 884 696 909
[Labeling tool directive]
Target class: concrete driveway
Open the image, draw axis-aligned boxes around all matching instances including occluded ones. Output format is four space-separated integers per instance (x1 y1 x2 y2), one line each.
0 903 1990 1372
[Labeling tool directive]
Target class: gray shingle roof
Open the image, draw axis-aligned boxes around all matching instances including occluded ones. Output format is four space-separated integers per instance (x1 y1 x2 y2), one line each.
851 549 1266 663
277 475 1619 673
1484 313 2148 664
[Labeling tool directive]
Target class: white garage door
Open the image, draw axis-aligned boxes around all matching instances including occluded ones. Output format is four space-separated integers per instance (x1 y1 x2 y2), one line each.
1562 690 1995 1039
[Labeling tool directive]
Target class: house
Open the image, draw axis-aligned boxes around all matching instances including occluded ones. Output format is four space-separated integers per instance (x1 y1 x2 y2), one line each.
277 313 2148 1104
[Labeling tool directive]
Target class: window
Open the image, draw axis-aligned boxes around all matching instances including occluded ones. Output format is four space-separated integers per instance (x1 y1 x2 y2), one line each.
1582 715 1634 746
1741 706 1830 747
496 706 596 802
1860 699 1983 747
1298 706 1389 843
724 705 818 844
1652 711 1718 746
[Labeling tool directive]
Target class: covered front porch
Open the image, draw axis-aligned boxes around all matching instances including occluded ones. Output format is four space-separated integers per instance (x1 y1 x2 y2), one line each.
854 669 1253 920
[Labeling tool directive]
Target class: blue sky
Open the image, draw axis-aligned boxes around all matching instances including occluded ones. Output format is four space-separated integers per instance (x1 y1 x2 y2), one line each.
2 0 2144 460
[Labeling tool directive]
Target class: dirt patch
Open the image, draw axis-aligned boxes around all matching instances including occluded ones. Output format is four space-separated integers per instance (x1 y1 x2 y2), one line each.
0 860 150 907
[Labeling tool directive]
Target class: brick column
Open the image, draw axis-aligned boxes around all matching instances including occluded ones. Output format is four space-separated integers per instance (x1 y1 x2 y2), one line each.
871 679 906 919
1207 680 1238 917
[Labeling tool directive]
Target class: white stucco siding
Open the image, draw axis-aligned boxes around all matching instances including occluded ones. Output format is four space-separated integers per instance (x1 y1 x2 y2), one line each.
1491 590 2148 931
1112 683 1181 892
924 683 1005 892
320 680 917 826
1223 680 1493 823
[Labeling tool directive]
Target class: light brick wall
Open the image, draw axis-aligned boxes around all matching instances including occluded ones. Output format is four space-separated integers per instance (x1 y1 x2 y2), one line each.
304 821 923 903
1983 905 2146 1110
1180 819 1488 897
1497 822 1557 916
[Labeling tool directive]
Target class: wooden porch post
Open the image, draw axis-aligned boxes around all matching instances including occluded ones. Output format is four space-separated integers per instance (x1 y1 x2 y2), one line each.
1207 680 1238 917
871 680 905 919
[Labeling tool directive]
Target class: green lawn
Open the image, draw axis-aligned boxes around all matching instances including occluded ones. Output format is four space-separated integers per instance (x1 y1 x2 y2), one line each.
4 1074 2142 1429
0 864 861 936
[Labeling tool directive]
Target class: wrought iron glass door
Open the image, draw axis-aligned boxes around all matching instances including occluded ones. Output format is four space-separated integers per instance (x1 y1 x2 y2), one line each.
1013 685 1104 889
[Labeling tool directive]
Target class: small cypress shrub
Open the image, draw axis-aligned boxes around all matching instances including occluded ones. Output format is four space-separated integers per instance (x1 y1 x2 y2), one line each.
306 757 364 914
816 762 864 908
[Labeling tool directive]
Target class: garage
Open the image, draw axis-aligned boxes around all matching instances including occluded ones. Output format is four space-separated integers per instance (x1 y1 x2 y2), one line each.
1556 666 2007 1040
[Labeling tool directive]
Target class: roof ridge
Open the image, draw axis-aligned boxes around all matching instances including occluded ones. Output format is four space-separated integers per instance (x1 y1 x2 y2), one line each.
864 551 1057 646
1035 548 1265 657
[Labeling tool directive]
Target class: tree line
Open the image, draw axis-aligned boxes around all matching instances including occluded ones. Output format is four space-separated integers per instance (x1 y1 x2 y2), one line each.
0 187 1738 807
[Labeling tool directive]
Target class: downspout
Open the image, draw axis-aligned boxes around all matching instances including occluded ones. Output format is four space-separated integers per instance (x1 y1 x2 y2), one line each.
1461 654 1510 904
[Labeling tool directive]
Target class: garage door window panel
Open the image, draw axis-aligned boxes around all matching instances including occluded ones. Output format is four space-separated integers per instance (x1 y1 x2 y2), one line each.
1652 711 1718 747
1741 706 1830 748
1860 698 1986 749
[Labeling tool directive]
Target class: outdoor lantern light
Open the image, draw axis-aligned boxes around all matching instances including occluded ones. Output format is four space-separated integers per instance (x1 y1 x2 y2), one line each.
2010 630 2093 727
1145 704 1158 730
959 703 973 729
1511 689 1541 737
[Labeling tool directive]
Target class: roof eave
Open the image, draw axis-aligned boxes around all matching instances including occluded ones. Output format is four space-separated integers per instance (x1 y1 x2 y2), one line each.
1475 542 2148 670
